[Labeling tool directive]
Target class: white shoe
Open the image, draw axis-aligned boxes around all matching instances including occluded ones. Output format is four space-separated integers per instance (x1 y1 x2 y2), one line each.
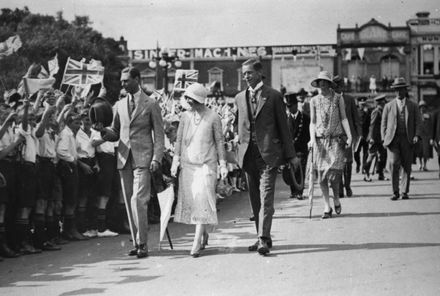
97 229 119 237
83 229 98 238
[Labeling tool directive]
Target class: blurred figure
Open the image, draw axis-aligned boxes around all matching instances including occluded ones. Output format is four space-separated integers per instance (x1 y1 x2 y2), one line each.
284 92 310 200
354 97 371 174
364 94 388 181
333 76 361 198
415 101 433 171
430 108 440 179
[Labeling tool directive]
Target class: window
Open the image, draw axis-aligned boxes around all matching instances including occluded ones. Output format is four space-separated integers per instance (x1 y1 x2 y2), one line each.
422 44 434 75
380 55 400 79
208 67 223 90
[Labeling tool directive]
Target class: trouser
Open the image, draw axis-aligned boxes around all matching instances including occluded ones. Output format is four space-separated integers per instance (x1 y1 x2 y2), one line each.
354 138 368 171
387 134 413 194
363 144 387 176
243 141 277 239
119 152 151 246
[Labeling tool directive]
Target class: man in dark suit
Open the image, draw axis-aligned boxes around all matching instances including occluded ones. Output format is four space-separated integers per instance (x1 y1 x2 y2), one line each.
430 108 440 179
364 94 387 181
285 92 310 200
355 96 371 174
381 78 421 200
235 58 299 255
100 67 164 258
333 76 361 197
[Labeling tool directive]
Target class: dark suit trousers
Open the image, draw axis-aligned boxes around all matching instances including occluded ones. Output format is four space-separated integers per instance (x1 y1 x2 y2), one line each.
243 141 277 239
387 135 413 194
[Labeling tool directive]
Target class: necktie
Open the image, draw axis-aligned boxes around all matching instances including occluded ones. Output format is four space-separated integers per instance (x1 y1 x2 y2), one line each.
129 95 135 116
249 89 258 115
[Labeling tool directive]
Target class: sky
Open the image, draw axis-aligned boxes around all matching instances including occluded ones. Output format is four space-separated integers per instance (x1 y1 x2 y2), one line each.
2 0 440 50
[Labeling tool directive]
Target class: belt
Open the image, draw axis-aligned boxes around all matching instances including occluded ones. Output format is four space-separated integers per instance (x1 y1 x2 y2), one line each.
37 156 55 162
316 134 344 139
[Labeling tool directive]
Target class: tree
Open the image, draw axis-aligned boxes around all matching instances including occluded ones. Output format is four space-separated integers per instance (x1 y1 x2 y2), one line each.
0 7 126 103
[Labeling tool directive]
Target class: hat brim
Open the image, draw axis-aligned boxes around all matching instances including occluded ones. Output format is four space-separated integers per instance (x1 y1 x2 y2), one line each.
311 78 335 88
390 84 410 89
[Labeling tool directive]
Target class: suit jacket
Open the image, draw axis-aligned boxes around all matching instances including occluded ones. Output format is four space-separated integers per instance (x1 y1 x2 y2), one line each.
367 105 383 143
287 111 310 154
381 97 422 147
343 93 361 140
235 84 296 168
432 109 440 143
103 91 165 169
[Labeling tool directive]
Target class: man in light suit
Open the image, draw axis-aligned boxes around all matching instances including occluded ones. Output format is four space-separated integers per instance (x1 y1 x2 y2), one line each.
100 67 164 258
235 58 299 255
381 77 421 200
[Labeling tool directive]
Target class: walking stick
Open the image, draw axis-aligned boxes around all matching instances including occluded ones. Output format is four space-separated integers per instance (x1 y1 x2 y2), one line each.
308 146 315 219
166 228 173 250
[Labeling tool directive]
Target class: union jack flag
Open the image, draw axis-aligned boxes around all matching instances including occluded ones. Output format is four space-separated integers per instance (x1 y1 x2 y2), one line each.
174 69 198 91
62 57 104 86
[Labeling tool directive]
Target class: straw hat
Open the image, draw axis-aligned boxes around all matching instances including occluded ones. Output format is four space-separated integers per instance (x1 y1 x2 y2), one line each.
311 71 335 88
184 83 208 104
390 77 410 89
373 94 387 102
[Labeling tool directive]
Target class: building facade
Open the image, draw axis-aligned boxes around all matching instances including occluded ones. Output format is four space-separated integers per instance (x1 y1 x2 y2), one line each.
336 18 411 93
408 12 440 107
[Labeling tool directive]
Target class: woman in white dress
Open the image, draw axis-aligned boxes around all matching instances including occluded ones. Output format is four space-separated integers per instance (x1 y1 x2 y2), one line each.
171 83 228 257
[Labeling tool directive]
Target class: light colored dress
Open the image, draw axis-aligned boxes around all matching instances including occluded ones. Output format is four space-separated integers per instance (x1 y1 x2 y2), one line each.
174 108 225 225
310 91 347 182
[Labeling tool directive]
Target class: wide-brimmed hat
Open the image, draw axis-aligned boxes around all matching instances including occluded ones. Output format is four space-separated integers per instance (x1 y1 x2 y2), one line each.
373 94 387 102
390 77 410 89
184 83 207 104
311 71 335 88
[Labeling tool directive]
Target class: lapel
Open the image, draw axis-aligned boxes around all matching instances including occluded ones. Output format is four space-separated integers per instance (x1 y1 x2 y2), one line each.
120 96 130 123
130 92 148 123
240 91 251 123
255 85 268 117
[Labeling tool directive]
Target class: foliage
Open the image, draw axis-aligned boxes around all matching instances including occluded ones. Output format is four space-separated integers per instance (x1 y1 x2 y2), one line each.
0 7 126 103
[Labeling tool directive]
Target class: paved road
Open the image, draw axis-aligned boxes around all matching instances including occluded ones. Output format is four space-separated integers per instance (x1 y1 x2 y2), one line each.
1 162 439 296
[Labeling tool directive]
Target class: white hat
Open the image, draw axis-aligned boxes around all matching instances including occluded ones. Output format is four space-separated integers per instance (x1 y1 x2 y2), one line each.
184 83 208 104
311 71 335 88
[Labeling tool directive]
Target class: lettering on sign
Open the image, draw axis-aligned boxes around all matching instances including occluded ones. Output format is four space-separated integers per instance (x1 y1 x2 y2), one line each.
359 26 388 42
129 45 335 60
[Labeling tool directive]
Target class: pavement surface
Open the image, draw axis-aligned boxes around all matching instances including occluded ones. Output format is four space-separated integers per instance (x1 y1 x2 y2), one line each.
1 161 440 296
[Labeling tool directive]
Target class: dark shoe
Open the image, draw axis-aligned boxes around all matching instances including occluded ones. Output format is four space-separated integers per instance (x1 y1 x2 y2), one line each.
257 239 270 256
378 174 388 181
248 240 259 252
41 241 61 251
390 193 400 201
322 208 333 219
20 242 42 255
0 242 21 258
50 237 69 245
363 176 372 182
190 246 201 258
128 244 139 256
249 216 255 221
289 194 296 199
335 203 342 215
136 244 148 258
296 194 304 200
402 193 409 200
62 230 88 241
346 187 353 197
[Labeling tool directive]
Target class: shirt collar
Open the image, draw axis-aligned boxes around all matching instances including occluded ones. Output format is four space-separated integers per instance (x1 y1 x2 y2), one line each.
248 81 263 93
